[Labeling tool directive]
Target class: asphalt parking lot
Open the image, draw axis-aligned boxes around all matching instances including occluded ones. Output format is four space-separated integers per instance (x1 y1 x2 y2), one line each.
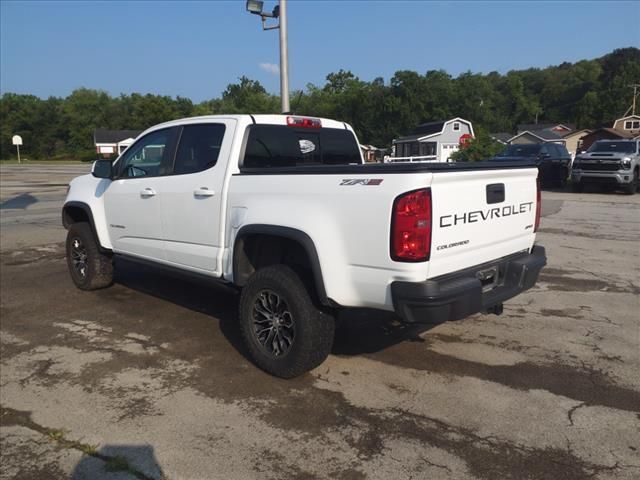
1 164 639 480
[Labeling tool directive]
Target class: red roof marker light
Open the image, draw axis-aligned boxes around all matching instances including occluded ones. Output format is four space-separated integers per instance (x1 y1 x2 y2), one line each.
287 116 322 128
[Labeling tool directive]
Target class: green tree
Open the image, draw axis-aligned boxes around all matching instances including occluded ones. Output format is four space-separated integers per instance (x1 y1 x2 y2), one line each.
1 48 639 160
450 130 504 162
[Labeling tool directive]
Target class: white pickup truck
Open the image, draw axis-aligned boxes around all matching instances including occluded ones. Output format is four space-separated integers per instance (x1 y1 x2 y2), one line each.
63 114 546 377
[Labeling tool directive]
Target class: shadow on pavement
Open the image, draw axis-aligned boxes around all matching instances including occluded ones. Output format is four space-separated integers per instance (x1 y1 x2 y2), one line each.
333 309 437 355
113 258 248 360
112 258 430 361
0 192 38 209
71 444 163 480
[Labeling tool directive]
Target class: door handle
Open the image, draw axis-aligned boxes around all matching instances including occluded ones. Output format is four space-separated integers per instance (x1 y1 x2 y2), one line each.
140 187 156 197
194 187 215 197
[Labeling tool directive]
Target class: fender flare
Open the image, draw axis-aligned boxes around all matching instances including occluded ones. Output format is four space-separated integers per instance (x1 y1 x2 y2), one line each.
233 224 330 306
62 201 111 253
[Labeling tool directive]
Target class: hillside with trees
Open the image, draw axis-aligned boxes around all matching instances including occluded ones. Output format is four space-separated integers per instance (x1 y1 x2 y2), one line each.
1 47 638 160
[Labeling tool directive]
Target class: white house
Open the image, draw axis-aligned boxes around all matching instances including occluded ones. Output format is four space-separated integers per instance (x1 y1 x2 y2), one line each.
94 129 142 156
391 118 474 163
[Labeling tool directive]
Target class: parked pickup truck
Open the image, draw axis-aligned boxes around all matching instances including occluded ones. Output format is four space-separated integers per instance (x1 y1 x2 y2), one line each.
571 139 639 194
63 115 546 378
492 142 572 187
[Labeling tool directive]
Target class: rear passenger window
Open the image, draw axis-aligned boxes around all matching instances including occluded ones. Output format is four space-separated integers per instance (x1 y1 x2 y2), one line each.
174 124 226 175
243 125 361 168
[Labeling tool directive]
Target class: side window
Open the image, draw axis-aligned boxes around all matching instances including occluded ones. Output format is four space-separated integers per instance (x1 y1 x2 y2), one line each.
117 128 175 178
539 144 549 156
174 124 226 175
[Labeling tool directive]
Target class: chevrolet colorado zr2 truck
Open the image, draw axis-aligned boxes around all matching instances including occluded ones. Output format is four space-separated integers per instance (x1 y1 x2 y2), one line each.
571 139 640 194
62 115 546 378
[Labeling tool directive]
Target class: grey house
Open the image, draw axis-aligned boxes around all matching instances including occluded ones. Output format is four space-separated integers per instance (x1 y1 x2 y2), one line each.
392 118 474 162
508 128 567 145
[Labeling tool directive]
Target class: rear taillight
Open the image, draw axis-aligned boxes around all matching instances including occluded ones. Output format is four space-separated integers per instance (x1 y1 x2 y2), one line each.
534 177 541 232
391 188 432 262
286 116 321 128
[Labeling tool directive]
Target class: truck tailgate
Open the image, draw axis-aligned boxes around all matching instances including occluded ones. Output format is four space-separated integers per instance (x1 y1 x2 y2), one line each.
428 167 538 278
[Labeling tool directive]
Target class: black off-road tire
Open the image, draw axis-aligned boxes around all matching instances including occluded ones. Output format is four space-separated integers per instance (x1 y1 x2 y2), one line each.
66 222 114 290
623 169 638 195
238 265 335 378
557 169 568 188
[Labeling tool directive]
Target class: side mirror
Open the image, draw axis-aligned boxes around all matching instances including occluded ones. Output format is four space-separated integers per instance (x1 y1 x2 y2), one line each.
92 160 113 179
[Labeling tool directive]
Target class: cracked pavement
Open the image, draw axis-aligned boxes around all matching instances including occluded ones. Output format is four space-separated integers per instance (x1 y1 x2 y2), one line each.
1 165 639 479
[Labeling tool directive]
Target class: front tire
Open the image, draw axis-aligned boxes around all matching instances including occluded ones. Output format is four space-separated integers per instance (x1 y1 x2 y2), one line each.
238 265 335 378
557 169 568 188
66 222 114 290
623 169 638 195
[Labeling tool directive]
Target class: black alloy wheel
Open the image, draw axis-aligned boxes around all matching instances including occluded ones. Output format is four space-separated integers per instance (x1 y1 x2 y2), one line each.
251 289 296 357
70 236 88 279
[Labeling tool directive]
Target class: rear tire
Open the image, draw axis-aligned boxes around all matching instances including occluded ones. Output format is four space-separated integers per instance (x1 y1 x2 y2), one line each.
238 265 335 378
66 222 114 290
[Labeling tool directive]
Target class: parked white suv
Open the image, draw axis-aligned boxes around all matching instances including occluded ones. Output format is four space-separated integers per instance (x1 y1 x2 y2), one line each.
63 115 546 377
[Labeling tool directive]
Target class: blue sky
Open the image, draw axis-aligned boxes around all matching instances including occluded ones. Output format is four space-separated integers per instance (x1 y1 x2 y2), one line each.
1 0 639 102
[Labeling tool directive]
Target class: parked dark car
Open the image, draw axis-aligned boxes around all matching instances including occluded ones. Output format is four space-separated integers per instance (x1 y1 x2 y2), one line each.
491 143 572 187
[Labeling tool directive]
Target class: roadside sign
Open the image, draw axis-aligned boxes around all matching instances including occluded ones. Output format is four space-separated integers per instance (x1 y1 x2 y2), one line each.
12 135 23 163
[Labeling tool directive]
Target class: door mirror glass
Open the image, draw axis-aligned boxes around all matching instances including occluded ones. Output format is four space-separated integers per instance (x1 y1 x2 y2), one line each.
92 160 113 179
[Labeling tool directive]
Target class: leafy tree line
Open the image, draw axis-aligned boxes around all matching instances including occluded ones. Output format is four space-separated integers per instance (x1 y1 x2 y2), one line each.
1 47 638 160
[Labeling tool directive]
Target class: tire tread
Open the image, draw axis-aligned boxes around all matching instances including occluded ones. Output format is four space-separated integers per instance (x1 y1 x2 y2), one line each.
66 222 113 290
238 265 334 378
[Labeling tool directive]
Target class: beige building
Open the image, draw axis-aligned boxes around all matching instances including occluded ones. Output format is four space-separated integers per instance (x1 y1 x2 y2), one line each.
612 114 640 136
562 129 592 158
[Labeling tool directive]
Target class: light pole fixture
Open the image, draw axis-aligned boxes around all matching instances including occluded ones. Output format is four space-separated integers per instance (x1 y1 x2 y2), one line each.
246 0 290 113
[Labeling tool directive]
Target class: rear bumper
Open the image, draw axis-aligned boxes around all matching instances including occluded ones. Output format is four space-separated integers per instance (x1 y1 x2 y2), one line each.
391 245 546 324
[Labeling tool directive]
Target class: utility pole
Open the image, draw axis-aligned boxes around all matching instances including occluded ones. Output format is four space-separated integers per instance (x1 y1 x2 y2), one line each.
246 0 290 113
629 83 640 116
278 0 289 113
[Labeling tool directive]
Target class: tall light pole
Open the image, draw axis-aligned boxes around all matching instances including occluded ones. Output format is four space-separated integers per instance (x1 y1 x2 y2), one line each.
246 0 290 113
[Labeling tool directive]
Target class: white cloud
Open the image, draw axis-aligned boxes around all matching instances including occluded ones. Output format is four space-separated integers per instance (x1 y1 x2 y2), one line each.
259 62 279 75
